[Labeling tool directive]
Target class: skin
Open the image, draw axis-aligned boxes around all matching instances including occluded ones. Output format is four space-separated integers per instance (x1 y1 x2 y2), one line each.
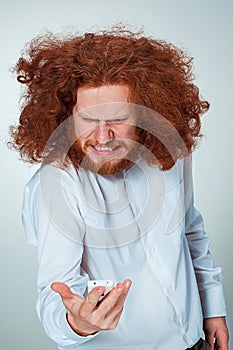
203 317 229 350
51 280 132 336
72 84 136 174
52 85 229 345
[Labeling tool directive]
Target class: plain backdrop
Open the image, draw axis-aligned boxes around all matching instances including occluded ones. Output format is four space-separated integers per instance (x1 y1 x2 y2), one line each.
1 1 232 349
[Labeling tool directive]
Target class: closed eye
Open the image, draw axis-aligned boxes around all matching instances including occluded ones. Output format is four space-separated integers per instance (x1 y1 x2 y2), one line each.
80 117 98 123
79 116 129 124
111 118 128 124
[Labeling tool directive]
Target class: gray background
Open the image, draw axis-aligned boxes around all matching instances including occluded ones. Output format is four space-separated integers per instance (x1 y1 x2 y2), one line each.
1 0 232 349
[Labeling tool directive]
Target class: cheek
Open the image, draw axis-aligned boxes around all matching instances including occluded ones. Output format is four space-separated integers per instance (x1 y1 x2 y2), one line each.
114 125 136 139
75 123 94 139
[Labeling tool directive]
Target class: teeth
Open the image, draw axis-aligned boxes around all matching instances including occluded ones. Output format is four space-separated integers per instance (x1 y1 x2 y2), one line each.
94 145 114 152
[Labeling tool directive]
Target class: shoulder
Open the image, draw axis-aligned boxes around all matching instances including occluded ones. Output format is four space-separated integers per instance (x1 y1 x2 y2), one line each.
138 157 189 190
22 163 85 246
25 163 80 193
23 163 84 222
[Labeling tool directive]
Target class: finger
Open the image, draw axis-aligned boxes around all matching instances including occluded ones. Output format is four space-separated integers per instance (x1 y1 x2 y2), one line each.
98 284 124 312
80 286 106 316
105 280 132 320
101 305 123 331
99 280 132 330
51 282 84 304
123 279 132 292
214 335 229 350
51 282 85 314
115 279 132 304
51 282 75 299
205 334 215 350
97 279 132 315
109 279 132 305
112 279 132 302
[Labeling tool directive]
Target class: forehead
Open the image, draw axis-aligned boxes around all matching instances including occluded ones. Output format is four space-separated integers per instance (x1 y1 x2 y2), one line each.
75 85 130 111
74 84 133 121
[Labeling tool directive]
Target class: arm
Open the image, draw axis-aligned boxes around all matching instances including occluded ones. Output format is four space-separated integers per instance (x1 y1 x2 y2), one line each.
22 164 94 347
183 156 229 349
23 164 131 346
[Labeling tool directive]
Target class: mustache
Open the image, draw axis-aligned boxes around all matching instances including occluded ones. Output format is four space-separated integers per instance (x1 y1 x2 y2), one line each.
84 139 127 149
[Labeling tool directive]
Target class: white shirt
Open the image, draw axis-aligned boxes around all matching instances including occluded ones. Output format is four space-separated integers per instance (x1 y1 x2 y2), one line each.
22 156 227 350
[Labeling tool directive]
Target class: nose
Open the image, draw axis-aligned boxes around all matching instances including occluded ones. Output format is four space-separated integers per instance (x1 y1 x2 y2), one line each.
93 123 114 143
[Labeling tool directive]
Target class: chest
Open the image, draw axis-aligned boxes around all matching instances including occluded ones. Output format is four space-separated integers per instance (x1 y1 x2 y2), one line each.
76 161 185 249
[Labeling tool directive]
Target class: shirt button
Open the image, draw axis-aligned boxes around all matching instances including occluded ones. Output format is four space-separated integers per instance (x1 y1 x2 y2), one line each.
167 286 173 293
149 247 156 253
135 206 141 214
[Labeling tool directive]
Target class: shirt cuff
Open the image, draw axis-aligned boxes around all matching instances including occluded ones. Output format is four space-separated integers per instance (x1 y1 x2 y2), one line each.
59 310 99 344
199 285 227 318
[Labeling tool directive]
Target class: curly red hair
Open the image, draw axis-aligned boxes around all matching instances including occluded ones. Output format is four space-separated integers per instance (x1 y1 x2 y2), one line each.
10 27 209 170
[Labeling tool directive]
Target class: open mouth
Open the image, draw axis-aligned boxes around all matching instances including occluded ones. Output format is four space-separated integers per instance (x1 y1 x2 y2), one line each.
88 144 122 155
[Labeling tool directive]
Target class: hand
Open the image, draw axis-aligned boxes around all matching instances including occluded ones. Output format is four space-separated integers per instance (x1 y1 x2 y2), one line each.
51 279 132 337
203 317 229 350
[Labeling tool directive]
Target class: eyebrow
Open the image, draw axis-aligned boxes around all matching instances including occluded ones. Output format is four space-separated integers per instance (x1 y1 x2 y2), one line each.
77 113 130 121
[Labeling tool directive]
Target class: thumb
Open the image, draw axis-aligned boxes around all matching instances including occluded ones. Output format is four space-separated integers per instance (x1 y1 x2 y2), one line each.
51 282 75 299
51 282 84 313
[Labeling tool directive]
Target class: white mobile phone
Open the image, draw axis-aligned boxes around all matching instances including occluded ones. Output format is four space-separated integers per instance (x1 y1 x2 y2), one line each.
87 280 114 301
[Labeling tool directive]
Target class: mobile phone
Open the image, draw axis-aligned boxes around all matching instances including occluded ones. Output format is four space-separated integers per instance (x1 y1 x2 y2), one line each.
87 280 114 301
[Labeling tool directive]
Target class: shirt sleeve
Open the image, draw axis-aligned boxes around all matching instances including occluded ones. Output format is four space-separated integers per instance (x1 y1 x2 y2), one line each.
22 164 99 348
183 156 227 318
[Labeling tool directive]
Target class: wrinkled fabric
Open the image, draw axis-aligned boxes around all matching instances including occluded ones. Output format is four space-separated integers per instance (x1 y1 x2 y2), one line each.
22 157 226 350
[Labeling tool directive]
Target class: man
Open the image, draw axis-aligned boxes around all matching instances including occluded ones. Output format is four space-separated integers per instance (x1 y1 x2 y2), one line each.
11 27 229 349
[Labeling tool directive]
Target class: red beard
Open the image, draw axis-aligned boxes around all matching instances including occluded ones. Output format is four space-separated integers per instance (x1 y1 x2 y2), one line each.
69 139 138 176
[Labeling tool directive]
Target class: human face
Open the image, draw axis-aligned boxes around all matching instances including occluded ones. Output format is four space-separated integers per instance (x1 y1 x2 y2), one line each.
73 85 137 175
